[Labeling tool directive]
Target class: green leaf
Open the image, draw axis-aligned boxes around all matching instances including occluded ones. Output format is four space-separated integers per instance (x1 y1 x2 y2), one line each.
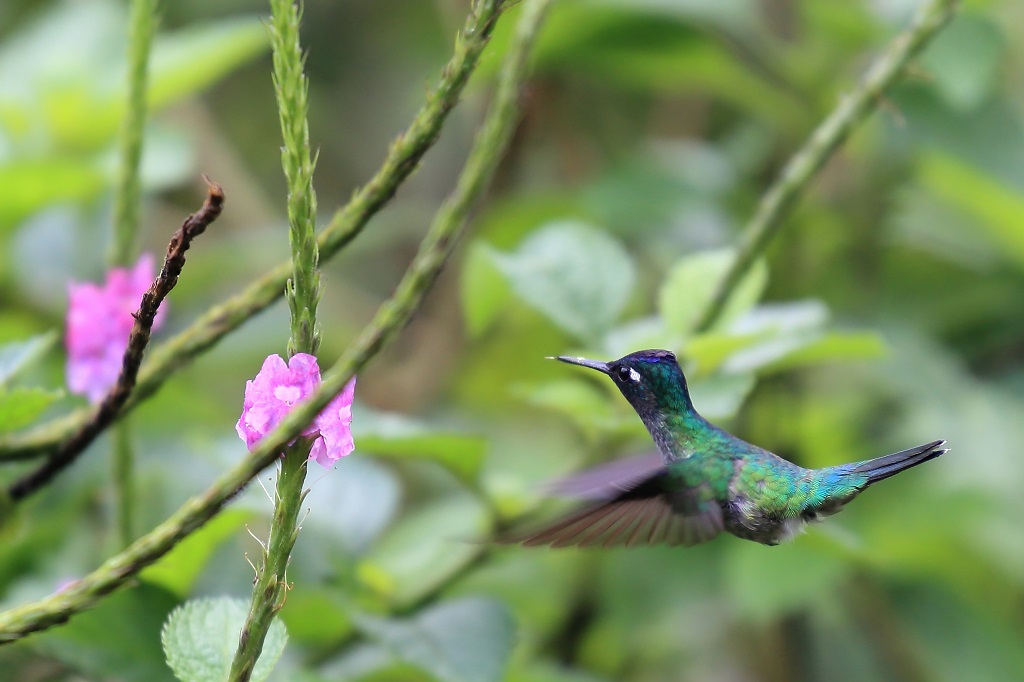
0 332 57 389
0 386 62 433
687 373 755 420
37 582 179 682
354 409 487 485
461 242 511 338
141 509 252 596
161 597 287 682
304 456 401 555
517 5 800 129
148 18 269 112
492 221 635 341
353 597 516 682
513 379 622 440
0 159 106 232
918 151 1024 267
683 332 763 376
920 13 1003 112
361 494 488 608
723 539 849 622
659 248 768 336
757 332 887 372
602 316 679 360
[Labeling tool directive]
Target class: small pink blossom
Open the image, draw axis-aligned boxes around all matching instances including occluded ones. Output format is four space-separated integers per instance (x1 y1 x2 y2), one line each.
309 376 356 467
236 352 356 467
66 254 163 403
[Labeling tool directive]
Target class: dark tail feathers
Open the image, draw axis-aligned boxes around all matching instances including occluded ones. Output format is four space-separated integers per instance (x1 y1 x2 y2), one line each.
847 439 948 485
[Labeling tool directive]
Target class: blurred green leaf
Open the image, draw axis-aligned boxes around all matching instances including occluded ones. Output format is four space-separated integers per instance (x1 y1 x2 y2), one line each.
0 332 56 388
141 509 251 596
353 597 516 682
896 583 1024 682
602 317 679 360
37 582 179 682
921 13 1003 112
0 386 62 433
514 379 623 440
918 151 1024 267
491 221 635 342
362 494 487 608
730 300 829 334
0 3 268 152
148 18 268 112
688 372 755 420
304 456 401 555
524 5 798 127
659 249 768 336
461 243 511 338
0 160 106 232
161 597 287 682
683 332 762 375
354 409 487 486
276 586 351 651
723 539 849 622
721 331 887 374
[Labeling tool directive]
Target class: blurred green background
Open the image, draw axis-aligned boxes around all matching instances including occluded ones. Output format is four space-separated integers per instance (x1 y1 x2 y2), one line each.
1 0 1023 680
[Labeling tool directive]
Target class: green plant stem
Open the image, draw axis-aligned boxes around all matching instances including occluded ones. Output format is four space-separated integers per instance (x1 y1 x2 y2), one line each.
110 0 157 267
0 0 545 642
270 0 320 358
112 421 135 547
229 1 320 678
0 0 508 463
108 0 157 552
229 441 309 682
691 0 959 334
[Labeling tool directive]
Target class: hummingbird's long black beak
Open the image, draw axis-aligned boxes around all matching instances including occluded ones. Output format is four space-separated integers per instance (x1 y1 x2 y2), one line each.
551 355 610 374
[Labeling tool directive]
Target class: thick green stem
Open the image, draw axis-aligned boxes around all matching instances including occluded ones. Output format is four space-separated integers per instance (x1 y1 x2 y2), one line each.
110 0 157 267
111 421 135 548
692 0 959 333
269 0 321 358
229 1 320 678
107 0 157 552
0 0 545 645
0 0 508 462
229 443 308 681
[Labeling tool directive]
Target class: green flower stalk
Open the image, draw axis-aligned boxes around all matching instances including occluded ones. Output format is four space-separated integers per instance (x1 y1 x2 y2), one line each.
271 0 321 358
230 0 322 678
110 0 159 549
111 0 157 267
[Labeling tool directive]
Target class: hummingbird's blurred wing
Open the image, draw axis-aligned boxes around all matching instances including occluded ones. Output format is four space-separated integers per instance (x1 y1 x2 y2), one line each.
545 452 664 500
506 470 723 548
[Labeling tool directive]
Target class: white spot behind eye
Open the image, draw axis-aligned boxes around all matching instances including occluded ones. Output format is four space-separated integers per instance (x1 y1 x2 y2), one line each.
628 368 641 382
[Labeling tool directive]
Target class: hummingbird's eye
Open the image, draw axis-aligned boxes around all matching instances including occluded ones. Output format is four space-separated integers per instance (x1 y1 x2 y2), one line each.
617 365 633 382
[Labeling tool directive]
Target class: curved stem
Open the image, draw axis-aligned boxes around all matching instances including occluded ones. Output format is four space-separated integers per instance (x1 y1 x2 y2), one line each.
692 0 959 334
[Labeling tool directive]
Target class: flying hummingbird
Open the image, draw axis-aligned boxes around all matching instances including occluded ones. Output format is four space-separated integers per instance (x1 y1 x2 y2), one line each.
510 349 947 548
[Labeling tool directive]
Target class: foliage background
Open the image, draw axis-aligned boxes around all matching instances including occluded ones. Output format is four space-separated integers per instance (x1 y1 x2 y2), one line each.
1 0 1023 680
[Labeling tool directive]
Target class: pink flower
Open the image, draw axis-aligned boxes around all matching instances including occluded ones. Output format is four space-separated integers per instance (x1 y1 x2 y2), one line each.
66 254 163 403
236 352 356 467
309 376 356 467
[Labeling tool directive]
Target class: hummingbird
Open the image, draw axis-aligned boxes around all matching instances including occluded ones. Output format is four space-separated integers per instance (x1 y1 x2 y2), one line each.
509 349 947 548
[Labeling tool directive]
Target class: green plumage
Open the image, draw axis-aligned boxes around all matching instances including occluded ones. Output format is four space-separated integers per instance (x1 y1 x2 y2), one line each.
511 349 947 547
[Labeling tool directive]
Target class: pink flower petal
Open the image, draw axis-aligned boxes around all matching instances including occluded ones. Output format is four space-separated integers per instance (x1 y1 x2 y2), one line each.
236 353 329 453
65 254 161 403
